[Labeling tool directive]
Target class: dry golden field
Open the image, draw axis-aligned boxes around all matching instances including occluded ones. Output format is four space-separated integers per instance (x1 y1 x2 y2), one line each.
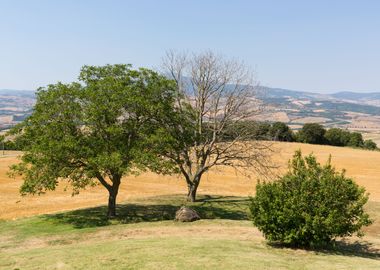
1 142 380 220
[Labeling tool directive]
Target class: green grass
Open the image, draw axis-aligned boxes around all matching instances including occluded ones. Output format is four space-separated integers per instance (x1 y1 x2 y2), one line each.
1 195 379 270
0 195 250 239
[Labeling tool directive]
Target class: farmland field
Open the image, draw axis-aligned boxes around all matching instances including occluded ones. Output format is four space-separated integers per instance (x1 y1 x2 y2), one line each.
1 142 380 269
2 142 380 220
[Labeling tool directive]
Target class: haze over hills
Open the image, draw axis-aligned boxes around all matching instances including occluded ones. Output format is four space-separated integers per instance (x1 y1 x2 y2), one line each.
257 86 380 105
2 87 380 132
0 89 35 97
0 89 35 130
331 91 380 100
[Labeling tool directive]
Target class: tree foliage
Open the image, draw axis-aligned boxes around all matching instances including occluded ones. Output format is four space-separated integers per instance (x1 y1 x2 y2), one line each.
348 132 364 148
363 139 377 150
269 122 294 142
252 122 272 140
324 128 350 146
296 123 326 144
250 150 372 247
10 64 177 217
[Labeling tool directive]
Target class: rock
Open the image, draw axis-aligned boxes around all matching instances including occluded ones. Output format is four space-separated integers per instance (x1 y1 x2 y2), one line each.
175 206 200 222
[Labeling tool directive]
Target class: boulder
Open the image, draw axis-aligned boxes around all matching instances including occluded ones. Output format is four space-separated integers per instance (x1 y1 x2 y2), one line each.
175 206 200 222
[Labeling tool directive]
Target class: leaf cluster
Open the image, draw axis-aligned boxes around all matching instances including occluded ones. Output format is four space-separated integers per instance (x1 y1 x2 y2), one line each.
10 65 179 195
250 150 372 247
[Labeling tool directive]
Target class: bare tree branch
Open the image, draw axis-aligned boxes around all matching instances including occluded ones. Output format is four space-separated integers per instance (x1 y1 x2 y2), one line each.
162 50 274 201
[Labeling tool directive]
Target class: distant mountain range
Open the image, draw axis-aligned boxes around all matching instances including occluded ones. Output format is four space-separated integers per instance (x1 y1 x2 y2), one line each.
2 87 380 132
331 91 380 100
0 89 35 130
257 86 380 104
0 89 35 98
255 87 380 132
4 87 380 105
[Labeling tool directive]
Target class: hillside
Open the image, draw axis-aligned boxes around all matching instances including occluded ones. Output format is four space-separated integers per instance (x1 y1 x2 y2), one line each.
3 87 380 144
0 90 35 130
2 142 380 220
1 196 379 270
257 87 380 133
1 142 380 269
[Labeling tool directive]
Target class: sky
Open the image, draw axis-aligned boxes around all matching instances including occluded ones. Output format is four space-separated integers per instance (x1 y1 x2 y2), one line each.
0 0 379 93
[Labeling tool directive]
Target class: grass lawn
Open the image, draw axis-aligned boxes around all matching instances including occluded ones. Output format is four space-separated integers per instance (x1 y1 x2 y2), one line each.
1 195 379 270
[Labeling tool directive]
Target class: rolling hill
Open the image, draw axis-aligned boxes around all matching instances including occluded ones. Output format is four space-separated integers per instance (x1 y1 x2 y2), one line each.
1 142 380 269
0 89 35 130
255 87 380 135
3 87 380 132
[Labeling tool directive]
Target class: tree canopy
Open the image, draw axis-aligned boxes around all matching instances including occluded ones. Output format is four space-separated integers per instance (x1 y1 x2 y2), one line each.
296 123 326 144
324 128 351 146
10 64 177 217
269 122 294 142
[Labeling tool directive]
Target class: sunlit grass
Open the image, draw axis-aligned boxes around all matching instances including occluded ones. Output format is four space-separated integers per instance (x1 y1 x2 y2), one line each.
1 195 379 270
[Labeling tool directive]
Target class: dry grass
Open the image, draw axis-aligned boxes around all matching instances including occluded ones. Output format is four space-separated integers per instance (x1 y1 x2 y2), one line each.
4 221 379 270
291 116 331 124
1 142 380 220
1 196 379 270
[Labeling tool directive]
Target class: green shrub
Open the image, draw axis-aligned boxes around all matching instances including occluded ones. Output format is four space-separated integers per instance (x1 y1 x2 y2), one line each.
269 122 294 142
348 132 364 147
252 122 272 140
296 123 326 144
324 128 351 146
250 150 372 247
363 139 377 150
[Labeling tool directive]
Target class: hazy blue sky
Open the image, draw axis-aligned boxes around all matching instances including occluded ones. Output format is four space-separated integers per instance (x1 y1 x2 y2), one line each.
0 0 379 93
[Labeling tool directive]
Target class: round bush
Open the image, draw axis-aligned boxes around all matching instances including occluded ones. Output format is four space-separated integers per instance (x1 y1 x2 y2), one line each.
250 150 372 247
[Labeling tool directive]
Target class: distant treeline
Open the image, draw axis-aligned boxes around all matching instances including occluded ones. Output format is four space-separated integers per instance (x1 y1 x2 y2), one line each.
1 122 377 151
296 123 377 150
223 121 378 150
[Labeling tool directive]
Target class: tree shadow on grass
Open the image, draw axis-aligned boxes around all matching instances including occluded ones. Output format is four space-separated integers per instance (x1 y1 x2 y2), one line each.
43 195 250 229
193 195 251 220
268 240 380 260
330 240 380 260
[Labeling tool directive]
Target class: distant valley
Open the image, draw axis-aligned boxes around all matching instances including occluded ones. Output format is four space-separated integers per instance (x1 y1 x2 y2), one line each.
2 87 380 143
253 87 380 144
0 89 35 130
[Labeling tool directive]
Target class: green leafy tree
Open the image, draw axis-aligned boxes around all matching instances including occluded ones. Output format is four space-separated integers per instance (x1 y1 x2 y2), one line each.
297 123 326 144
222 121 274 141
0 135 4 153
269 122 294 142
363 139 377 150
10 64 177 217
348 132 364 147
250 151 372 247
250 122 271 140
221 121 255 141
324 128 351 146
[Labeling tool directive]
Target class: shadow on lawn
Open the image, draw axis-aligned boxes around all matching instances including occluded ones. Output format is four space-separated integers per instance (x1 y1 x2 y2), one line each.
269 240 380 260
43 195 250 229
327 240 380 260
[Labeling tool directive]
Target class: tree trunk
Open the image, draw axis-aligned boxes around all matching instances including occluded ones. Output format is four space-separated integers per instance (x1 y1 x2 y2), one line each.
187 185 197 202
187 178 200 202
107 178 120 218
96 173 121 218
107 189 118 218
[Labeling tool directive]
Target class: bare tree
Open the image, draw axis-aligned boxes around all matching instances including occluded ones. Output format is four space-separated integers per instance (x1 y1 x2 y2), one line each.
162 50 274 202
